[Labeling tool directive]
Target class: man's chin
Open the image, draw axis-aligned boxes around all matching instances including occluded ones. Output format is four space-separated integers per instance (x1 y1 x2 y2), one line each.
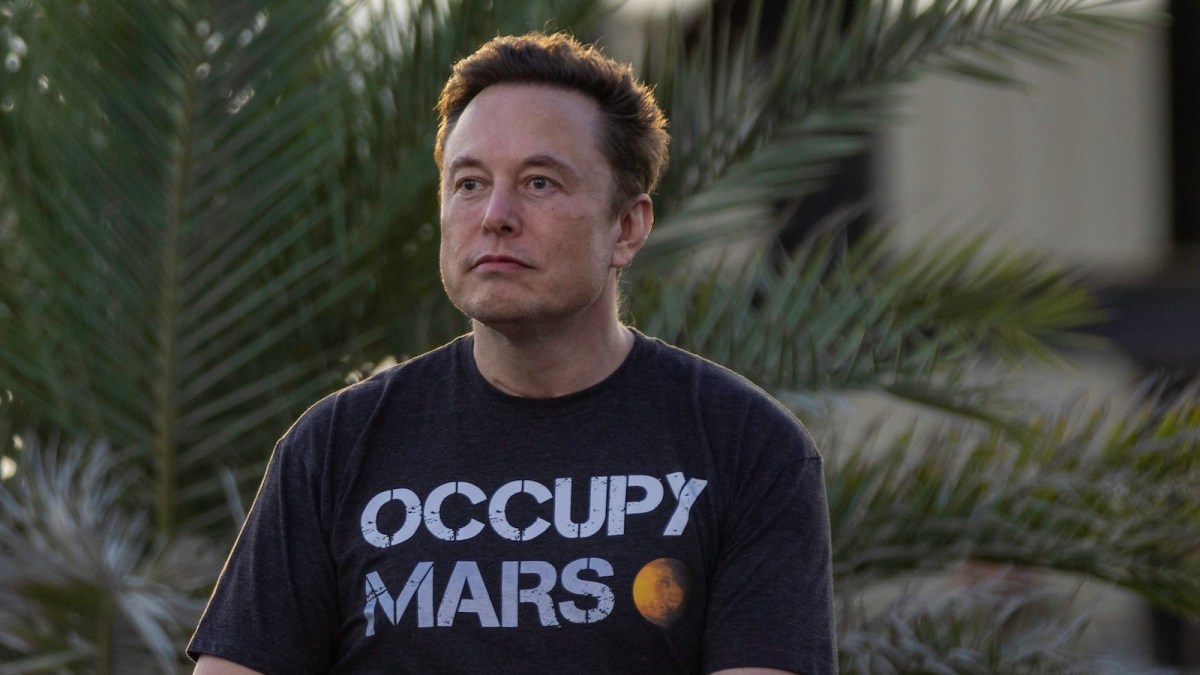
452 289 607 337
463 304 583 341
458 300 540 330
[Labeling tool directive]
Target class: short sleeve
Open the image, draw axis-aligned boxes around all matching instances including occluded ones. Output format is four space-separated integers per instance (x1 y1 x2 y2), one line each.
187 403 339 675
701 405 837 675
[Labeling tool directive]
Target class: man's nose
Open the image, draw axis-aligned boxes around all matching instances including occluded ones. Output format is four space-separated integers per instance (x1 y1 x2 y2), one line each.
482 185 520 235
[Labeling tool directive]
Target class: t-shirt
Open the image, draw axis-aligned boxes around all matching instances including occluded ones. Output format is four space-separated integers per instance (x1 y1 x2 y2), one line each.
188 331 835 674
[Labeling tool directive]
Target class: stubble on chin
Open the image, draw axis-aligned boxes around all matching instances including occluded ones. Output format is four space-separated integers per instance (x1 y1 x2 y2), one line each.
456 285 613 342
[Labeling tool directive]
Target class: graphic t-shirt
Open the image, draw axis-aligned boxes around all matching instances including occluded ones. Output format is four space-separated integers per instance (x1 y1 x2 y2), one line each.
188 332 835 674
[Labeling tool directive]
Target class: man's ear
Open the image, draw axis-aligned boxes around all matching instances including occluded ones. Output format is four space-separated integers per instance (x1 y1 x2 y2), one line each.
611 194 654 269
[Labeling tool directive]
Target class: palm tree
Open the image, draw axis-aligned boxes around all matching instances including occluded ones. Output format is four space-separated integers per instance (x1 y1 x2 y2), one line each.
0 0 1195 671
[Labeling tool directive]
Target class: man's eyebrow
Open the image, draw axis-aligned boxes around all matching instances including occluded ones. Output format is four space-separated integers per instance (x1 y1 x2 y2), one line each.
522 153 575 175
445 153 579 179
446 155 483 174
523 154 584 186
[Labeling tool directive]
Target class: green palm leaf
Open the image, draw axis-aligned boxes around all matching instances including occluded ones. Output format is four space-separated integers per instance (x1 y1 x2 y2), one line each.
632 226 1098 424
828 385 1200 618
0 0 376 534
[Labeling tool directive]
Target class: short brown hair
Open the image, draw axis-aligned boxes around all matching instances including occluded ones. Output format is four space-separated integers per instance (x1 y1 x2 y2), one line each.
435 32 670 205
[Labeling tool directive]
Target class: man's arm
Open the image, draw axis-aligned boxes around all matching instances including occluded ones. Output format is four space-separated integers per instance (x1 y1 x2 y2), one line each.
193 655 264 675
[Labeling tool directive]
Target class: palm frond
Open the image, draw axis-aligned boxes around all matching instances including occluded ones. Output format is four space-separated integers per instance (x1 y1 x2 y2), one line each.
839 579 1092 674
827 382 1200 619
0 435 220 673
632 225 1098 419
0 0 381 535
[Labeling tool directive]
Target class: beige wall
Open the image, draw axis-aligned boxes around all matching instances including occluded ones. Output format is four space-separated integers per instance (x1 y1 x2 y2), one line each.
879 6 1170 282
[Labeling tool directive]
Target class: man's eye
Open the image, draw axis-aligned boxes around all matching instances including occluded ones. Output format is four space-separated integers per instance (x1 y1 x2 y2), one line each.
459 179 481 191
529 177 550 190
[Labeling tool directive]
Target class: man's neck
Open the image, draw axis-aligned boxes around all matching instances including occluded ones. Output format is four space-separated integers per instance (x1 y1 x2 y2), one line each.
471 316 635 399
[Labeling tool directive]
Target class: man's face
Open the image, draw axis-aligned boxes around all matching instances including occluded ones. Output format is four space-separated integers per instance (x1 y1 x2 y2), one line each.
438 83 634 332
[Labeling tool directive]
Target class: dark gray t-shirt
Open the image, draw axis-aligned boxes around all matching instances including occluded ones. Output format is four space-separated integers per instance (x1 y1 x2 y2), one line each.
188 332 835 673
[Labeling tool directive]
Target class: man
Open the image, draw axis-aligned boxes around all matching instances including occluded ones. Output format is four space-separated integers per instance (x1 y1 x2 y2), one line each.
189 32 835 674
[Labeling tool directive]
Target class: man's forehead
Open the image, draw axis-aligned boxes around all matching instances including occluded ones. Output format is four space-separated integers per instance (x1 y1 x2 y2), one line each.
441 84 604 172
454 84 599 131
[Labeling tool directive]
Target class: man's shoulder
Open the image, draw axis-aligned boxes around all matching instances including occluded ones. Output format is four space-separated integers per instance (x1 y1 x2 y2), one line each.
290 335 468 431
637 332 779 404
636 331 818 458
333 335 465 397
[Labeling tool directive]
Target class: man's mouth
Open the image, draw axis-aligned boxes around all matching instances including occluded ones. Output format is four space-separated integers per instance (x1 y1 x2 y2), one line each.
471 254 532 271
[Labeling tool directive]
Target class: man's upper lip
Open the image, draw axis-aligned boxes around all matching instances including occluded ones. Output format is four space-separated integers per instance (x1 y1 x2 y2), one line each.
472 254 531 268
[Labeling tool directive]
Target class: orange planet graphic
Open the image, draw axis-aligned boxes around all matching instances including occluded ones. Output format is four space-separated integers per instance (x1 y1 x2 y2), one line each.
633 557 688 627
